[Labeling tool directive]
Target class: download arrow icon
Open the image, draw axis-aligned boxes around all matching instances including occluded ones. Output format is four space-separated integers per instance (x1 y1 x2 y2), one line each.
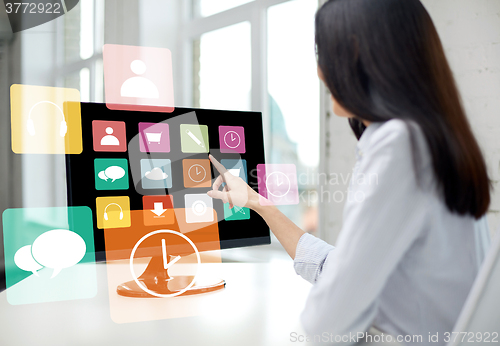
151 202 167 217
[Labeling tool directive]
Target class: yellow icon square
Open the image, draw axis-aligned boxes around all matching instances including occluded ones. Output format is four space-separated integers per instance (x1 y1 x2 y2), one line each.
96 196 131 229
10 84 82 154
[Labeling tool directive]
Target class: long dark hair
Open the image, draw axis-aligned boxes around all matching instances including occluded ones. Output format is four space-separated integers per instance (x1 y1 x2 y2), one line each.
316 0 490 219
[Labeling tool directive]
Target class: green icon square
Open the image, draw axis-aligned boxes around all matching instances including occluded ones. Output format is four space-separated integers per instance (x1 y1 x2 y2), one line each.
94 158 129 190
180 124 209 153
2 207 97 305
223 203 250 221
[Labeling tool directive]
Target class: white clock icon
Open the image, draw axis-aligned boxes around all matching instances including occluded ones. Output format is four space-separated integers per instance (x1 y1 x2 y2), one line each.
265 171 291 198
188 164 207 183
223 131 241 149
129 230 201 298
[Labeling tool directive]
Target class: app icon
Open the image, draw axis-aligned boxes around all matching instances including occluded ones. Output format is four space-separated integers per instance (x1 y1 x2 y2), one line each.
103 44 175 113
257 164 299 206
221 159 247 182
94 158 129 191
219 126 245 153
96 196 131 229
2 207 97 305
182 159 212 188
180 124 209 153
10 84 82 154
139 122 170 153
142 195 175 226
92 120 127 152
140 159 172 189
184 194 214 223
223 204 250 221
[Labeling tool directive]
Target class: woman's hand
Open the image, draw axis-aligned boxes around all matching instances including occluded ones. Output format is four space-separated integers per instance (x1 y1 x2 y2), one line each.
207 155 260 210
208 154 305 259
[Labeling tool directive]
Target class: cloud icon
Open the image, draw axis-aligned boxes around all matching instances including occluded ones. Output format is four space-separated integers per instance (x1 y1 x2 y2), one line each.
145 167 168 180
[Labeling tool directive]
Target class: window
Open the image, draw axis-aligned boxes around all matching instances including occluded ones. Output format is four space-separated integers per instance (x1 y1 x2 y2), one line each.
193 0 254 18
195 21 252 111
267 0 319 232
57 0 105 102
54 0 321 236
188 0 320 235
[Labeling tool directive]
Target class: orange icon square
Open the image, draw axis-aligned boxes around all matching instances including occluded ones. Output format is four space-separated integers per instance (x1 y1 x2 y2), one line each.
142 195 175 226
103 209 222 323
182 159 212 188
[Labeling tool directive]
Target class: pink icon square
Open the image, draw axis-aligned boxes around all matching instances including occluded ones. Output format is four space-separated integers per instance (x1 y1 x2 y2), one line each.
139 122 170 153
92 120 127 152
257 164 299 206
219 126 245 153
103 44 175 113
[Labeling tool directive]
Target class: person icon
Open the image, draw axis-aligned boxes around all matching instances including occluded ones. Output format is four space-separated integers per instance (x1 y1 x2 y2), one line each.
101 127 120 146
120 60 160 99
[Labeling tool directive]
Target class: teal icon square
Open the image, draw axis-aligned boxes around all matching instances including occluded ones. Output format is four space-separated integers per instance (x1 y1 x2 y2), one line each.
94 158 129 190
223 204 250 221
2 207 97 305
180 124 209 153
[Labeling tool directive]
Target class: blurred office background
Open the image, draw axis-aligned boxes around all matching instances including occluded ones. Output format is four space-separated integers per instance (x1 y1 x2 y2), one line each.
0 0 499 270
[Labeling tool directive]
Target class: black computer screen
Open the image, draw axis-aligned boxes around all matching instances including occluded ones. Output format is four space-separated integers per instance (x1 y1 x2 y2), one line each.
66 103 270 261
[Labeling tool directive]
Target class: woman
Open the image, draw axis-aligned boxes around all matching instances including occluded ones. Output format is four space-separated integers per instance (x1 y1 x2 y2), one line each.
208 0 491 344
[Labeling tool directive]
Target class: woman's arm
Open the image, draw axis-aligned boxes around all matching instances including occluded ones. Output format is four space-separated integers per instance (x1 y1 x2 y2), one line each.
207 154 305 259
253 204 305 259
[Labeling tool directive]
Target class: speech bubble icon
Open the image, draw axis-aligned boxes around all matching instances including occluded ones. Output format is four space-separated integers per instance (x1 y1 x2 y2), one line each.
104 166 125 182
31 229 86 279
14 245 43 276
98 170 108 181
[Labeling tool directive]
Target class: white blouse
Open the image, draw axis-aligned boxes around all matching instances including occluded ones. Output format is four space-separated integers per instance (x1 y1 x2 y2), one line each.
294 119 491 345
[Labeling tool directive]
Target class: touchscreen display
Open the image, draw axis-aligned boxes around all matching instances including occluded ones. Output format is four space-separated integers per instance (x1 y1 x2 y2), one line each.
66 103 270 260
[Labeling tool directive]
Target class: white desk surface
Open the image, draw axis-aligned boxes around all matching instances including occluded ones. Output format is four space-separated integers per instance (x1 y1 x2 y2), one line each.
0 259 398 346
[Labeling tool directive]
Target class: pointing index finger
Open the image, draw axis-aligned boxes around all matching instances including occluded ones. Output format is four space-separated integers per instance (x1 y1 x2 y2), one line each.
212 174 223 191
209 154 228 175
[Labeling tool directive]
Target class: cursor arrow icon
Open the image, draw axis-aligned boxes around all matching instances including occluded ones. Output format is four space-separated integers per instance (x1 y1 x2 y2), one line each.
151 202 167 217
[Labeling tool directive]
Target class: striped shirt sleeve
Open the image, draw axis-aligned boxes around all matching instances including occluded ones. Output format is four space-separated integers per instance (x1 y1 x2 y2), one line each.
293 233 335 284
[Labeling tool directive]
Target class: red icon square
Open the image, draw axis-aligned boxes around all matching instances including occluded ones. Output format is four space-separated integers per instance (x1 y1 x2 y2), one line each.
142 195 175 226
92 120 127 152
103 44 175 113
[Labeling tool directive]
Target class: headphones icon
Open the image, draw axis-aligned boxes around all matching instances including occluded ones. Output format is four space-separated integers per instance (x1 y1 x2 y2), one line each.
104 203 124 221
27 101 68 137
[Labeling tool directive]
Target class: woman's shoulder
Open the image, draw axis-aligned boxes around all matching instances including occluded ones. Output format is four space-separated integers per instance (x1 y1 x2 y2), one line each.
369 118 414 147
359 119 432 177
364 119 429 163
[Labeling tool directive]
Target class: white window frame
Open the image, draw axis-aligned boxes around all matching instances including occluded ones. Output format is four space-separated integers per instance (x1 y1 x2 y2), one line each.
180 0 328 239
178 0 304 160
55 0 105 102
